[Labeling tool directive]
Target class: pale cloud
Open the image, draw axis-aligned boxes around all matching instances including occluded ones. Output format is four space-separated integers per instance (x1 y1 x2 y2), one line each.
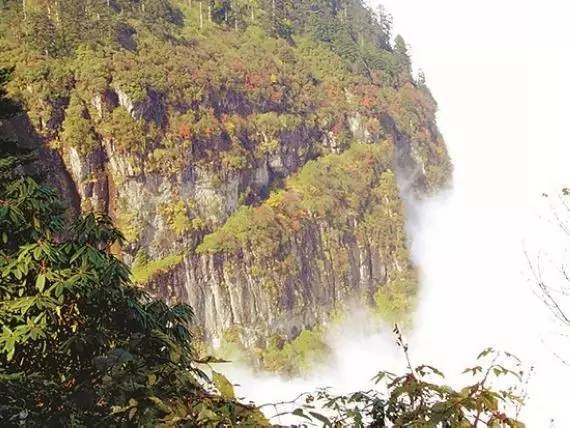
374 0 570 424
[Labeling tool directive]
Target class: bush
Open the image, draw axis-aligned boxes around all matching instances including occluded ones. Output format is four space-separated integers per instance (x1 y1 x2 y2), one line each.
131 251 184 284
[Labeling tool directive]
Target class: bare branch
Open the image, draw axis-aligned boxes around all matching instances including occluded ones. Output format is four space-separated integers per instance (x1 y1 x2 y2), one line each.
525 250 570 326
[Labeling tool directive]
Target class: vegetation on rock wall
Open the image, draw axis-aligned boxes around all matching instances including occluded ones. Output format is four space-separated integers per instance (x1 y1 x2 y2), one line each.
131 250 185 285
203 325 330 376
373 269 418 325
0 0 452 360
0 0 450 184
197 140 412 301
0 66 527 427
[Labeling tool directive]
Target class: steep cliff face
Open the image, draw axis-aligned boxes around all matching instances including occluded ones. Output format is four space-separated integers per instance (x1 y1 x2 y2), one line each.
0 0 451 349
153 140 411 345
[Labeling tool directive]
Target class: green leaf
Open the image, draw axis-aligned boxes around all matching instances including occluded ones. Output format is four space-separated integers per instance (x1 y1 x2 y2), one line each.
6 341 15 362
309 411 331 425
292 408 311 421
147 396 172 414
477 347 494 360
462 366 482 376
170 349 181 363
197 406 220 422
36 274 46 292
212 371 235 399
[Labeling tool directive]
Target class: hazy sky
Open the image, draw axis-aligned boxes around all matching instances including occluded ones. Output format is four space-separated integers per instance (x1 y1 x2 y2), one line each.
375 0 570 196
376 0 529 200
371 0 570 424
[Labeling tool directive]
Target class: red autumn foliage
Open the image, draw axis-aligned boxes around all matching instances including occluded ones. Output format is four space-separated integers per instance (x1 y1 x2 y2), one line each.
361 96 375 109
245 73 264 91
178 123 193 139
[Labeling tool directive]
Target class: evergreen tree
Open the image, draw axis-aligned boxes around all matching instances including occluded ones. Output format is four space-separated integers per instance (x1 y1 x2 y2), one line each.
376 4 392 45
60 94 99 155
0 68 18 119
394 34 411 69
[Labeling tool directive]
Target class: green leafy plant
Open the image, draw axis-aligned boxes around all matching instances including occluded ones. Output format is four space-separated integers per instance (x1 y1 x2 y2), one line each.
293 327 526 427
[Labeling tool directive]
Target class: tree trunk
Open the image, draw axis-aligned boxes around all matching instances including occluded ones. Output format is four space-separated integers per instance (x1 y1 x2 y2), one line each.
199 1 203 28
54 0 60 24
272 0 276 32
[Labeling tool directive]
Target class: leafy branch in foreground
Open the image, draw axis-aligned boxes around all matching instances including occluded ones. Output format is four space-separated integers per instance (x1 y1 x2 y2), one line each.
292 327 526 427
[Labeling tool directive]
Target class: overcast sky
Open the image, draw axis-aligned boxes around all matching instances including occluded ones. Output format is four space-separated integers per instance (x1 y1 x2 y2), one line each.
369 0 570 424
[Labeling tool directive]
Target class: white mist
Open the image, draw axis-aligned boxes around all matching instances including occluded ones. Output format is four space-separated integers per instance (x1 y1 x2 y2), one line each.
378 0 570 424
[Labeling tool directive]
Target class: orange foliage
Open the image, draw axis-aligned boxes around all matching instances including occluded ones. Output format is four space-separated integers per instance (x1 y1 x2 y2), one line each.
178 123 193 139
245 74 264 91
361 96 375 108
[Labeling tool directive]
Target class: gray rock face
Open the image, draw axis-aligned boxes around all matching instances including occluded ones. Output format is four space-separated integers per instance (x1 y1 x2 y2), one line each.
38 85 441 347
64 145 109 213
151 219 390 345
115 87 167 127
